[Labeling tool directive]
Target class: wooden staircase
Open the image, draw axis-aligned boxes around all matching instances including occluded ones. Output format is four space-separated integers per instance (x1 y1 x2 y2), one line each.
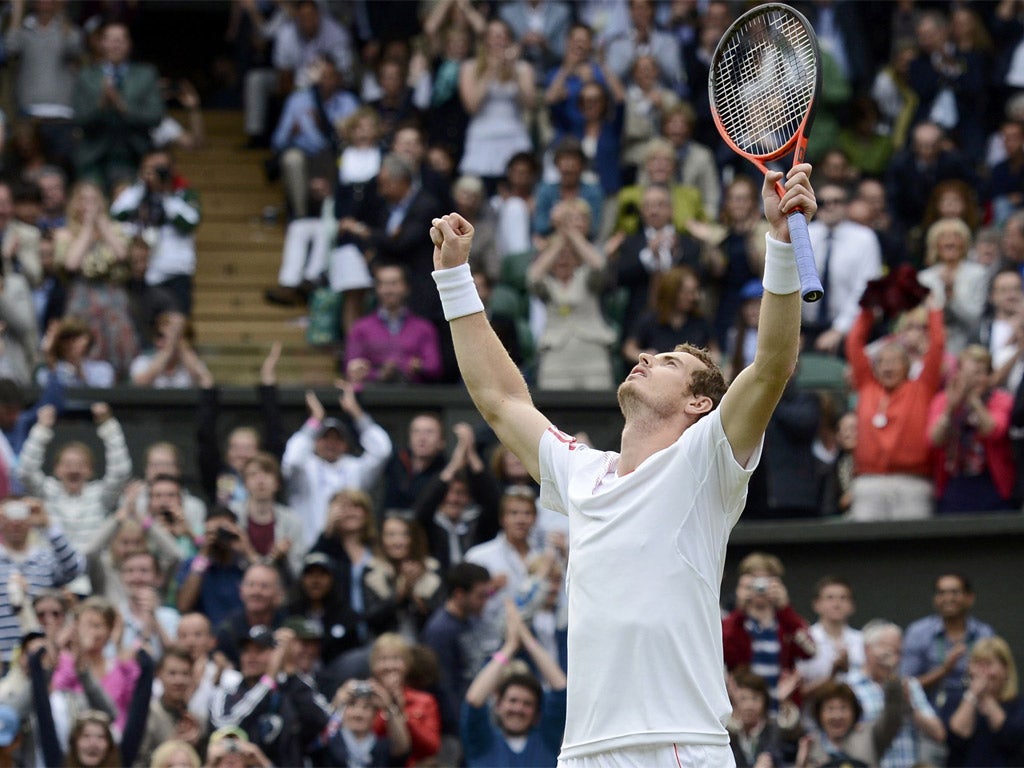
175 110 337 386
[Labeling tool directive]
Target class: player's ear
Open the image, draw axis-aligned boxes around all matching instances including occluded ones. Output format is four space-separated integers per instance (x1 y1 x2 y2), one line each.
684 394 713 417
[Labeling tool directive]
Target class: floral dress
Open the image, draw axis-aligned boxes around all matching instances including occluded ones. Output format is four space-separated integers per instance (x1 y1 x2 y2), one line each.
56 227 139 381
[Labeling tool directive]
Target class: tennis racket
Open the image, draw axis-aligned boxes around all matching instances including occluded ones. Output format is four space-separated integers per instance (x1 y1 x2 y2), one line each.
708 2 823 303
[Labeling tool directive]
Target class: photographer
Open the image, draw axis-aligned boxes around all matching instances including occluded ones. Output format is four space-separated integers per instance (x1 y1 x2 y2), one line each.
175 508 253 626
111 148 201 315
723 552 816 712
312 676 410 767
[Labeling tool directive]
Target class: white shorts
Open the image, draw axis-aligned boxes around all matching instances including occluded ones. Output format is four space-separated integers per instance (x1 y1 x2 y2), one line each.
558 743 735 768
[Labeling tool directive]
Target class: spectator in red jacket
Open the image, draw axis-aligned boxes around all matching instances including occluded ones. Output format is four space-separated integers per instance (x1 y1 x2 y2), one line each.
368 632 441 766
723 552 816 712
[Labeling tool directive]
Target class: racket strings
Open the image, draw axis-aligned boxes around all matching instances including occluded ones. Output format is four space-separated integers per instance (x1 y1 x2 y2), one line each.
711 11 816 156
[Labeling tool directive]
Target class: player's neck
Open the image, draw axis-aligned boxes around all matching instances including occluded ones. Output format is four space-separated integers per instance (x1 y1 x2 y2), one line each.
618 417 689 475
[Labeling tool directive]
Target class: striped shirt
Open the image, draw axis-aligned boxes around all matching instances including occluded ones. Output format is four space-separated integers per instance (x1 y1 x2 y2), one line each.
746 616 782 710
848 670 936 768
0 527 84 660
17 418 132 551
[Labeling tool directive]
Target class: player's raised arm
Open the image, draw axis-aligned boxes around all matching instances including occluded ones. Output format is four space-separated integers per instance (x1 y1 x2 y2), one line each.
720 164 817 466
430 213 551 481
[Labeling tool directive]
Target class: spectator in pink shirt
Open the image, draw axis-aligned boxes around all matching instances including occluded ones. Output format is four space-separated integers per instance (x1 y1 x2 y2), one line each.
344 263 443 384
50 596 140 734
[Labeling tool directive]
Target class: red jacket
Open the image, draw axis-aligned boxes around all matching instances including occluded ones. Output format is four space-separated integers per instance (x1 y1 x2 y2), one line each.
722 605 816 675
927 387 1016 500
374 686 441 766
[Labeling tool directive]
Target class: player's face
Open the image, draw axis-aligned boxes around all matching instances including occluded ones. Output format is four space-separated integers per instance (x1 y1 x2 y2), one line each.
814 584 854 624
495 685 538 736
618 351 706 419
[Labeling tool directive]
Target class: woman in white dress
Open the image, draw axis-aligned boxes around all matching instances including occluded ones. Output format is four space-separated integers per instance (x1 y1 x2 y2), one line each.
458 19 535 193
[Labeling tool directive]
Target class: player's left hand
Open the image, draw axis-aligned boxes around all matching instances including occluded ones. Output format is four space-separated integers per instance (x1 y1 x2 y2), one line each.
764 163 816 242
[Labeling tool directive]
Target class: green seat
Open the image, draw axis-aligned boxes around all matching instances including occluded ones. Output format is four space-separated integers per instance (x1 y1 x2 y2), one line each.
490 284 527 321
500 251 533 294
796 352 848 391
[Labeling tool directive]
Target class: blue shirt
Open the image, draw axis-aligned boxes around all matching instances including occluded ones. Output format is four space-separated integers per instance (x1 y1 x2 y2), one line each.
176 556 245 628
900 614 994 708
271 87 359 155
461 688 567 767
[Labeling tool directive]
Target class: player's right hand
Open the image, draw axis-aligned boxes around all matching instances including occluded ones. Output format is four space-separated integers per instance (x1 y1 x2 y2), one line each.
431 213 475 270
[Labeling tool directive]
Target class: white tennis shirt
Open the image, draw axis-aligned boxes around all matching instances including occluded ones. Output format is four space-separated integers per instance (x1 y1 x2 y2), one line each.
538 410 760 759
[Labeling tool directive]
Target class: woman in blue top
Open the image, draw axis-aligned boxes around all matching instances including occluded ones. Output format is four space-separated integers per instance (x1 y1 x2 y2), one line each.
942 636 1024 767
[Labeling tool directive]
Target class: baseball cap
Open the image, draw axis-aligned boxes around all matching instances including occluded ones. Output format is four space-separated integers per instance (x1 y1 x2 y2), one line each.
209 725 249 746
0 705 19 747
20 629 45 649
316 418 351 441
284 616 323 641
301 552 333 574
238 624 276 649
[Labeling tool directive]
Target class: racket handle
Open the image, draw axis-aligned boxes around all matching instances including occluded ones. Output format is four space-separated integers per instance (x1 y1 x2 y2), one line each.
787 210 823 303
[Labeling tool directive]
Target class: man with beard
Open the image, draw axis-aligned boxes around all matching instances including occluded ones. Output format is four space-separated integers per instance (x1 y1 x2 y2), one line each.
460 601 566 767
427 162 816 765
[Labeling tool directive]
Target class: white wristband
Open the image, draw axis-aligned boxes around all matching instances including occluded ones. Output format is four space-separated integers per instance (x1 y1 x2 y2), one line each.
432 263 485 321
762 234 801 296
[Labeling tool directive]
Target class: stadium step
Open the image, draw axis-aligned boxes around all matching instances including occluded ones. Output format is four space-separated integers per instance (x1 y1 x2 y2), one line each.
174 109 336 386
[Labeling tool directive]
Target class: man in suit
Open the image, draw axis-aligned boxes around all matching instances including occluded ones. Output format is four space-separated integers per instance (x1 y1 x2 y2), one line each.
71 22 163 191
615 184 702 333
334 154 451 375
499 0 571 78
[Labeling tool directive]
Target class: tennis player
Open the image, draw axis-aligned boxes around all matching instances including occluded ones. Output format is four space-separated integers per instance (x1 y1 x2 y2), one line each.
429 164 817 768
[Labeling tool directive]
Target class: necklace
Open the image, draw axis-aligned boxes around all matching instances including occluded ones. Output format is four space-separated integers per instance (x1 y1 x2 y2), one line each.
873 395 890 429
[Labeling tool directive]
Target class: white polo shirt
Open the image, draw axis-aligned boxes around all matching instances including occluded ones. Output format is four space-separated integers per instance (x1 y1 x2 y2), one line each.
539 410 760 759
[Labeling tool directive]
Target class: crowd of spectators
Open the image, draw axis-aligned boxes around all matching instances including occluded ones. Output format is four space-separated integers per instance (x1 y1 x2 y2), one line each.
0 0 1021 766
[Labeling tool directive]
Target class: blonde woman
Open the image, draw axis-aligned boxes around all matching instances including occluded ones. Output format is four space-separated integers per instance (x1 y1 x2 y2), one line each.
365 632 441 765
527 198 615 390
458 18 534 191
54 181 138 380
944 636 1024 766
309 489 379 644
150 739 201 768
917 217 989 354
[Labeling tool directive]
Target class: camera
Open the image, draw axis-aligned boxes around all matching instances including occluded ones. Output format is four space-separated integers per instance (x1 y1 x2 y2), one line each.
223 738 240 754
215 526 239 545
4 502 29 521
751 577 771 595
155 166 171 184
159 507 175 523
352 681 374 698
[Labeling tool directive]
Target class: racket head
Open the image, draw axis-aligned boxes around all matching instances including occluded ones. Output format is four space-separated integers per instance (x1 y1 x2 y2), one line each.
708 3 822 164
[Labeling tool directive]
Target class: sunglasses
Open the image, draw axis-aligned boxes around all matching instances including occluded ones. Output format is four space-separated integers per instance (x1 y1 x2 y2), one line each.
76 709 112 725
